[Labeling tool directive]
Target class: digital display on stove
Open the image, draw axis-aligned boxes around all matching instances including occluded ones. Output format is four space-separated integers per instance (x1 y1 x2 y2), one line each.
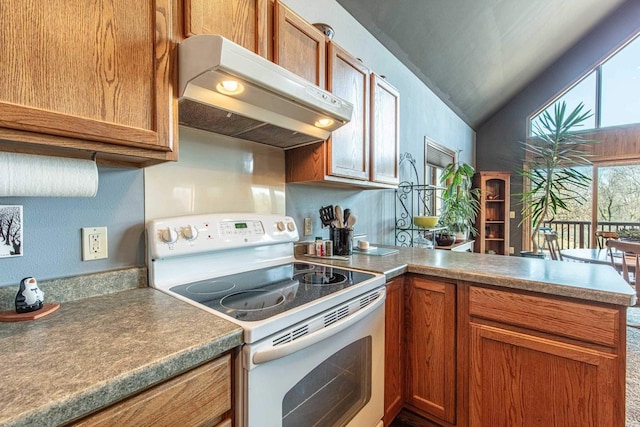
235 223 248 229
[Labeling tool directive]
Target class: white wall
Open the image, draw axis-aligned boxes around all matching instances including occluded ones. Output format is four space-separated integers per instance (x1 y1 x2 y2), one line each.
145 127 285 220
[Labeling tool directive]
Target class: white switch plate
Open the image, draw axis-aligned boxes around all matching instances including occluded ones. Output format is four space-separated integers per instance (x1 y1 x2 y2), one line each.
82 227 108 260
509 211 516 219
304 217 312 236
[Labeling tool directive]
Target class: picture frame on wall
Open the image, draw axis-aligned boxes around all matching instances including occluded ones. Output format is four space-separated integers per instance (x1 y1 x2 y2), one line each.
0 205 23 258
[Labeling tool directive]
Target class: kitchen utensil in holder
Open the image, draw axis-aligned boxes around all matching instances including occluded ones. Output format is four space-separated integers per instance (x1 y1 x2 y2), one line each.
319 205 335 227
331 227 353 255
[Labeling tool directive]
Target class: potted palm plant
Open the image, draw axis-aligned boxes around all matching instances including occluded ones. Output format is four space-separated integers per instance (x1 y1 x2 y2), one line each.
439 159 480 242
519 101 597 255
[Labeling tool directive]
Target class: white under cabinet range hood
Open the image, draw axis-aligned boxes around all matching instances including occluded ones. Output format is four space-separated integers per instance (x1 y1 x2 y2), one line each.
178 35 353 148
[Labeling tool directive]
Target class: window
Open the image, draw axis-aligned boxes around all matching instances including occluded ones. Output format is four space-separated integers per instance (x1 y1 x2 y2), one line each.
424 137 455 215
530 32 640 134
601 35 640 127
597 163 640 223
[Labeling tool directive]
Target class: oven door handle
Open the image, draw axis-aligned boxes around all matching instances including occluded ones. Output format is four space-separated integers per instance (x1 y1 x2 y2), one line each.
252 291 385 365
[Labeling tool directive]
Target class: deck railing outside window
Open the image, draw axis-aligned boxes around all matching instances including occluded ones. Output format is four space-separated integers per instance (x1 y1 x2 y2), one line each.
534 221 640 250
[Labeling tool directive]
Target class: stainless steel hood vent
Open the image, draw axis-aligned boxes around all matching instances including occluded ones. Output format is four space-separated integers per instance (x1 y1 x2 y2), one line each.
178 35 353 149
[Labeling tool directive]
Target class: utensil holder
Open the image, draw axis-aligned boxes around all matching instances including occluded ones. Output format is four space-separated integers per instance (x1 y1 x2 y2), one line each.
331 228 353 255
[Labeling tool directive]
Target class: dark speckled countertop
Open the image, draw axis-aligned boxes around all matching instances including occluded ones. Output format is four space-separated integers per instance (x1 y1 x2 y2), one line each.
1 246 635 426
0 285 242 427
298 245 636 306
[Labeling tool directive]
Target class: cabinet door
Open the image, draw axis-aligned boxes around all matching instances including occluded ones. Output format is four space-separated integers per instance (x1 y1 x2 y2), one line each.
327 42 370 180
469 323 619 426
371 73 400 185
405 276 456 424
384 277 405 425
273 0 326 88
184 0 268 58
0 1 175 164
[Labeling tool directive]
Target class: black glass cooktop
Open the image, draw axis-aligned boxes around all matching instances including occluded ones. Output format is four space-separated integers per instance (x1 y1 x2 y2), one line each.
170 263 376 322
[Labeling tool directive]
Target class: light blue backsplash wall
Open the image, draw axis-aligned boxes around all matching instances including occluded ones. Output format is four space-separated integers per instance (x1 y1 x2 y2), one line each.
0 167 144 287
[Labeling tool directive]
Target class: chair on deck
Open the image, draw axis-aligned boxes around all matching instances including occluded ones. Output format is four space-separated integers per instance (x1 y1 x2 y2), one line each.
544 231 563 261
606 239 640 287
595 231 619 249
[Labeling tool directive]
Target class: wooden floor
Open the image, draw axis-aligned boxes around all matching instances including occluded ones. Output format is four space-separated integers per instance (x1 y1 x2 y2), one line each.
390 409 442 427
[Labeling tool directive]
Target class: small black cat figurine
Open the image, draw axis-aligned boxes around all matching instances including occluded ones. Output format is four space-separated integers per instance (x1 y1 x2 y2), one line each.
15 277 45 313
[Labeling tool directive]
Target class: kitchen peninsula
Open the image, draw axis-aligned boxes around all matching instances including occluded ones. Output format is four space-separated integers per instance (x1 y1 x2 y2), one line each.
300 246 634 426
0 248 634 426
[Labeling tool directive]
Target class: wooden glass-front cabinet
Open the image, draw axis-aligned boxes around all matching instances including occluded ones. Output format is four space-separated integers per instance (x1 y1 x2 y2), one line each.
473 171 511 255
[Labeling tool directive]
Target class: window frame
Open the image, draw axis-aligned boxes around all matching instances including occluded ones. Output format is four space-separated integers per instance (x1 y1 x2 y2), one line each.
424 137 456 216
527 31 640 136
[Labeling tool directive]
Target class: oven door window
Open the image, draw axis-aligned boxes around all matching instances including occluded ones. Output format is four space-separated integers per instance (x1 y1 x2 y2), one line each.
282 337 372 427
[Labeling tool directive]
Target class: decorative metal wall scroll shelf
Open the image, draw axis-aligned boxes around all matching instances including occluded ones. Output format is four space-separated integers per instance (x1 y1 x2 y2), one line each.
395 153 445 247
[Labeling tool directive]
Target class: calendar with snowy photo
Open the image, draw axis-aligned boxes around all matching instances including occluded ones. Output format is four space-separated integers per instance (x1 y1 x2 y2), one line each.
0 205 23 258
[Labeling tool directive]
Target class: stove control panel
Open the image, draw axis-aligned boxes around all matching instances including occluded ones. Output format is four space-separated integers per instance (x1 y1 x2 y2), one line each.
148 213 298 260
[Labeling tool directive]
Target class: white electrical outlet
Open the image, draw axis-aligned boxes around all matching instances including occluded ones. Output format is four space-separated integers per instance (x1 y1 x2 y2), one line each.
509 246 515 255
82 227 108 260
304 217 312 236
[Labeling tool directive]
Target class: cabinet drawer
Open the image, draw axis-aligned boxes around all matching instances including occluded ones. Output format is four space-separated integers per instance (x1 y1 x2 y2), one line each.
72 355 231 426
469 286 619 347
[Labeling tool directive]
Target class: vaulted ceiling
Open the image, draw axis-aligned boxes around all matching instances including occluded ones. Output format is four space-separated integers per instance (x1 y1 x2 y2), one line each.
335 0 626 129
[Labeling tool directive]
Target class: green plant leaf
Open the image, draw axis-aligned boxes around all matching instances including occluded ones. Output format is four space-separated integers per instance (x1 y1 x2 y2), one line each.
518 101 598 252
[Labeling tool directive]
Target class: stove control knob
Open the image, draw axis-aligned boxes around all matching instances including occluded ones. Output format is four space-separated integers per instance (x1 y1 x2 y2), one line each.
287 222 296 232
160 227 179 244
182 225 199 241
276 221 286 231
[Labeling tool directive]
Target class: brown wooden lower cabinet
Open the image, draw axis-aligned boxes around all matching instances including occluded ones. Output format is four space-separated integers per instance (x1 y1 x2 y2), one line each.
384 277 405 425
384 276 626 427
463 284 626 427
70 354 232 427
468 323 618 426
404 275 457 425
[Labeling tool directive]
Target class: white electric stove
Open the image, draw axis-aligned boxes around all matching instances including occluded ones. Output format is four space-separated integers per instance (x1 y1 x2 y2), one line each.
147 213 386 427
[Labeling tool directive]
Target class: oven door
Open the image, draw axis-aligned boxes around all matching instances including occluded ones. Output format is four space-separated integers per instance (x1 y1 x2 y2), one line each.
237 287 385 427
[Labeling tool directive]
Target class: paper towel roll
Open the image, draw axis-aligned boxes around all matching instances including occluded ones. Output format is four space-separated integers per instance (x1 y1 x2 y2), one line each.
0 152 99 197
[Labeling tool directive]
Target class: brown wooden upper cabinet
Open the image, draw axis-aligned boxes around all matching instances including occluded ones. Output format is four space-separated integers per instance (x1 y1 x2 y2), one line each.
273 0 326 88
0 0 177 167
184 0 269 58
326 41 371 181
285 54 399 188
371 73 400 185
